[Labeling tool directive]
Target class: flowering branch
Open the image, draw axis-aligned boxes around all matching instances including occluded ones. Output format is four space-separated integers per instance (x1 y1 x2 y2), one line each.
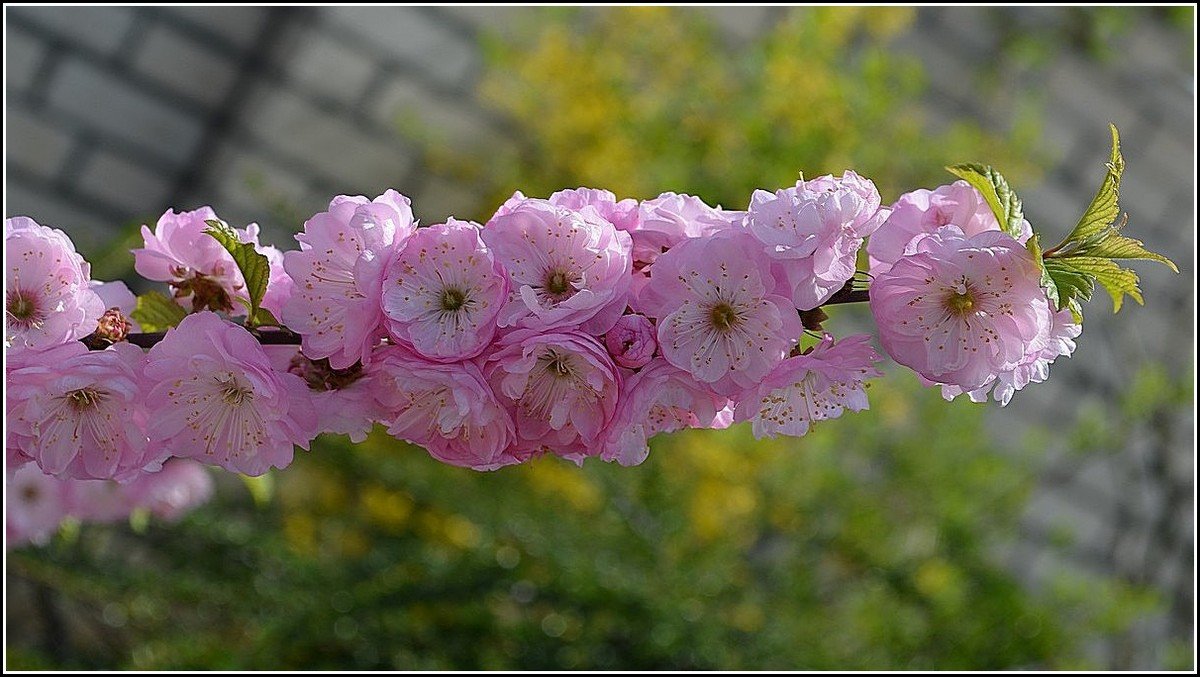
5 124 1178 546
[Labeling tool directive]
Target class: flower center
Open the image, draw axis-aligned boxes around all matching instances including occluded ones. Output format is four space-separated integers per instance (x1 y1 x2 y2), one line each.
66 387 106 410
543 268 576 300
21 485 40 502
709 302 740 333
947 292 975 315
173 274 235 314
6 289 42 327
440 287 467 312
546 351 573 377
215 373 254 405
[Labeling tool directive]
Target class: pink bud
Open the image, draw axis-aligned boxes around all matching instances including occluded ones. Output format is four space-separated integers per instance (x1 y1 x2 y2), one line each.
90 307 131 345
604 314 657 369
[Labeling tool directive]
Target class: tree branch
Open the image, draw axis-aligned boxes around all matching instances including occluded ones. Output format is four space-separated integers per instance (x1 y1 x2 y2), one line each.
122 329 302 349
93 284 873 350
819 288 870 306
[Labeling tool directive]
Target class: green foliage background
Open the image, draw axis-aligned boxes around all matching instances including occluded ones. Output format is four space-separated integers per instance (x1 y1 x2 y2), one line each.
7 7 1191 670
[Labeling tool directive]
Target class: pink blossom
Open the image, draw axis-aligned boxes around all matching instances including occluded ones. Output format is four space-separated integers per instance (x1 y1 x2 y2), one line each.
482 197 632 334
90 279 136 315
133 207 261 313
268 346 381 443
282 190 416 369
746 171 885 310
484 330 620 463
258 244 295 318
939 307 1080 405
66 478 138 523
6 342 92 470
630 192 738 268
90 279 139 333
143 312 318 476
7 342 157 481
711 404 735 429
604 313 658 369
867 180 1033 276
5 216 104 351
732 334 882 439
548 187 641 231
601 360 727 466
638 230 802 397
491 190 529 219
6 464 73 547
381 219 507 361
123 459 214 522
870 226 1052 392
370 347 515 470
75 462 212 524
60 460 214 525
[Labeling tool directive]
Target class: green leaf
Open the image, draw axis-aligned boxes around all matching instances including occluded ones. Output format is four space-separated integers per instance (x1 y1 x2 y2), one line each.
1071 216 1179 272
1060 123 1124 246
945 162 1026 240
1065 297 1084 324
1043 257 1095 310
130 290 188 332
1025 234 1057 307
251 307 282 328
204 219 270 322
1051 256 1143 313
1030 124 1178 323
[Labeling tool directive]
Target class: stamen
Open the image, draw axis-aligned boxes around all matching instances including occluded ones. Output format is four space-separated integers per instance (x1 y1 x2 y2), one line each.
709 303 739 332
440 287 467 312
6 289 44 328
66 388 106 410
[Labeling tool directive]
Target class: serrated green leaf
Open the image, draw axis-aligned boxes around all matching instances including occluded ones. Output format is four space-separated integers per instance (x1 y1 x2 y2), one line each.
1060 256 1142 312
1025 234 1059 308
1043 257 1095 310
1029 124 1177 323
1073 227 1180 272
1061 123 1124 246
1066 298 1084 324
1045 125 1175 275
204 219 270 320
945 162 1026 240
130 290 188 331
1047 256 1143 313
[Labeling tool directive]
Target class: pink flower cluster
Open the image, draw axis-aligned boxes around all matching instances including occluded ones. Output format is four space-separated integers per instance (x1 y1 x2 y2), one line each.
4 167 1089 544
272 181 893 470
135 207 292 316
7 459 213 548
867 181 1077 404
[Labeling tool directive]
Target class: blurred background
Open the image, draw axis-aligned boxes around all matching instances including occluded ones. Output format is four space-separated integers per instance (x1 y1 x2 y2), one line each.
4 5 1194 670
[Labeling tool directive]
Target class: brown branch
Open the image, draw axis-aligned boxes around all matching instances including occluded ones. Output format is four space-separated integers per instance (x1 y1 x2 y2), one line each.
92 283 873 351
108 330 302 350
819 288 870 306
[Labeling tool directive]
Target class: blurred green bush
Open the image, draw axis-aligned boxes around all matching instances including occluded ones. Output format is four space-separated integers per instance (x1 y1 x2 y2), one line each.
9 371 1178 669
7 6 1182 670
